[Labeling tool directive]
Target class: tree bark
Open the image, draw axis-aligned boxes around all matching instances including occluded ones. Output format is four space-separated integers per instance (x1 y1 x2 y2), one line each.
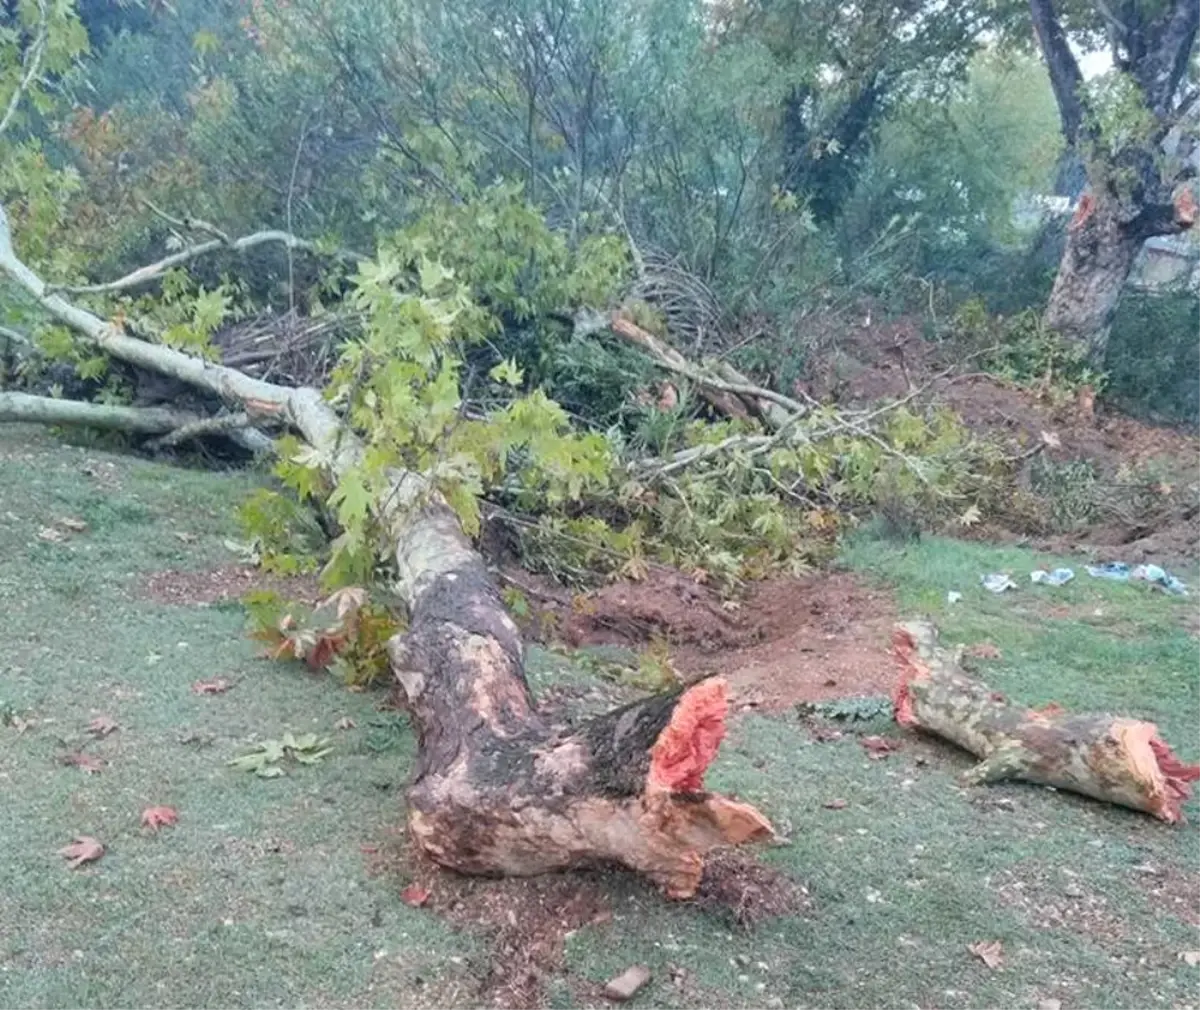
892 620 1200 823
0 206 774 895
391 510 773 895
1042 196 1144 363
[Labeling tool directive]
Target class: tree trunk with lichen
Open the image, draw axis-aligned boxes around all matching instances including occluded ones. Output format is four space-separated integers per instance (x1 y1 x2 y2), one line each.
0 206 774 897
892 620 1200 823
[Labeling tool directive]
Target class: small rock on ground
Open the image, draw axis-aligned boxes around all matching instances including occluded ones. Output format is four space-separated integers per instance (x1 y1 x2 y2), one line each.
604 965 651 1001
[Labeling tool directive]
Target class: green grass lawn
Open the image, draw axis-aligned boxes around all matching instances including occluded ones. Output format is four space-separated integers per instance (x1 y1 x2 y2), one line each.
1 425 1197 1009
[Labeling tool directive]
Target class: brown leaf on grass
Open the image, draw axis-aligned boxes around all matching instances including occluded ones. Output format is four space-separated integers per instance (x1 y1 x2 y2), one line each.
965 641 1002 660
59 836 104 869
63 751 106 774
141 806 179 832
823 798 848 810
860 735 900 759
87 715 119 737
37 526 68 543
1179 950 1200 967
58 517 88 532
191 677 230 694
334 716 356 730
400 883 430 908
172 531 198 543
968 940 1004 969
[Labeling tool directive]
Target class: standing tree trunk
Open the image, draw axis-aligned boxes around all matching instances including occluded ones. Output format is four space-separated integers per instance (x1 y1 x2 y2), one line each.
1042 196 1146 362
1030 0 1199 364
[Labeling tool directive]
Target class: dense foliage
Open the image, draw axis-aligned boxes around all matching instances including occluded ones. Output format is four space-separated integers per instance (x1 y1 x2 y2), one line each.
0 0 1195 682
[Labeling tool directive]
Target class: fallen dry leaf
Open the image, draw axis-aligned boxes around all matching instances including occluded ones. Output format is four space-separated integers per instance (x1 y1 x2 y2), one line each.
87 715 119 737
1179 950 1200 967
141 806 179 832
1037 1000 1062 1010
334 716 356 730
58 517 88 532
823 798 848 810
63 751 106 774
59 836 104 869
965 641 1002 660
860 735 900 759
37 526 67 543
401 883 430 908
191 677 230 694
1040 430 1062 449
968 940 1004 969
173 531 199 543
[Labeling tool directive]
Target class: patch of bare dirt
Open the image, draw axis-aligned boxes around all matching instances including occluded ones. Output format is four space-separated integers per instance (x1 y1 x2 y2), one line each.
363 828 808 1008
693 849 811 928
798 311 1200 562
136 564 321 606
564 569 896 709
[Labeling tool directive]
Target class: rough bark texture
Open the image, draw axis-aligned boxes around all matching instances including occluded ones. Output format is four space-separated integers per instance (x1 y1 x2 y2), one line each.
0 206 774 896
391 507 774 897
1031 0 1199 362
892 620 1200 823
1042 198 1144 363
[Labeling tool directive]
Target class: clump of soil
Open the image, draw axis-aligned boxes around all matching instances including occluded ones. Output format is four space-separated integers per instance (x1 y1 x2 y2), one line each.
565 569 898 709
137 564 321 606
694 849 810 928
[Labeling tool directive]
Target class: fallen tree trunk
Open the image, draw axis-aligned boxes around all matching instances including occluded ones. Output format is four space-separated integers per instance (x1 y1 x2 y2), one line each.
892 620 1200 823
0 206 774 895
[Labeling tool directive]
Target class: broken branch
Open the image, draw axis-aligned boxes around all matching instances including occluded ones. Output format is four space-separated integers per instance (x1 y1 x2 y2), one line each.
892 620 1200 823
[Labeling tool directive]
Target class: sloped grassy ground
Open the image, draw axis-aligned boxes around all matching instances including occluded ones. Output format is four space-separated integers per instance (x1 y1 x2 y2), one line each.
0 424 1197 1009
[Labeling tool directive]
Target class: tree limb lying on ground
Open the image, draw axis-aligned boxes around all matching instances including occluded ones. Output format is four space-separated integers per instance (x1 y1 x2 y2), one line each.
0 203 775 896
892 620 1200 823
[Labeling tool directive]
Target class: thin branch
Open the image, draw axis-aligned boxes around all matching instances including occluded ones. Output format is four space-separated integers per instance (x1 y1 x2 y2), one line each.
0 0 49 140
47 229 366 297
1029 0 1089 146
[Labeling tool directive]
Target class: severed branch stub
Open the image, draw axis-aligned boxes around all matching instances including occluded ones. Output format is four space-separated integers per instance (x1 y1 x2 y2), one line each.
390 507 775 897
892 620 1200 823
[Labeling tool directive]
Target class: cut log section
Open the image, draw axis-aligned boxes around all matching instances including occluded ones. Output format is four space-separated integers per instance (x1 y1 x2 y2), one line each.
892 620 1200 823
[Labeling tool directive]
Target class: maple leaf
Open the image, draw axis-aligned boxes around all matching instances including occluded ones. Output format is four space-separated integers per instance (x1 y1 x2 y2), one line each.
141 806 179 832
322 586 367 621
192 677 231 694
860 736 900 760
87 715 119 737
956 505 982 528
63 751 106 774
60 836 104 869
401 883 431 907
968 940 1004 969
